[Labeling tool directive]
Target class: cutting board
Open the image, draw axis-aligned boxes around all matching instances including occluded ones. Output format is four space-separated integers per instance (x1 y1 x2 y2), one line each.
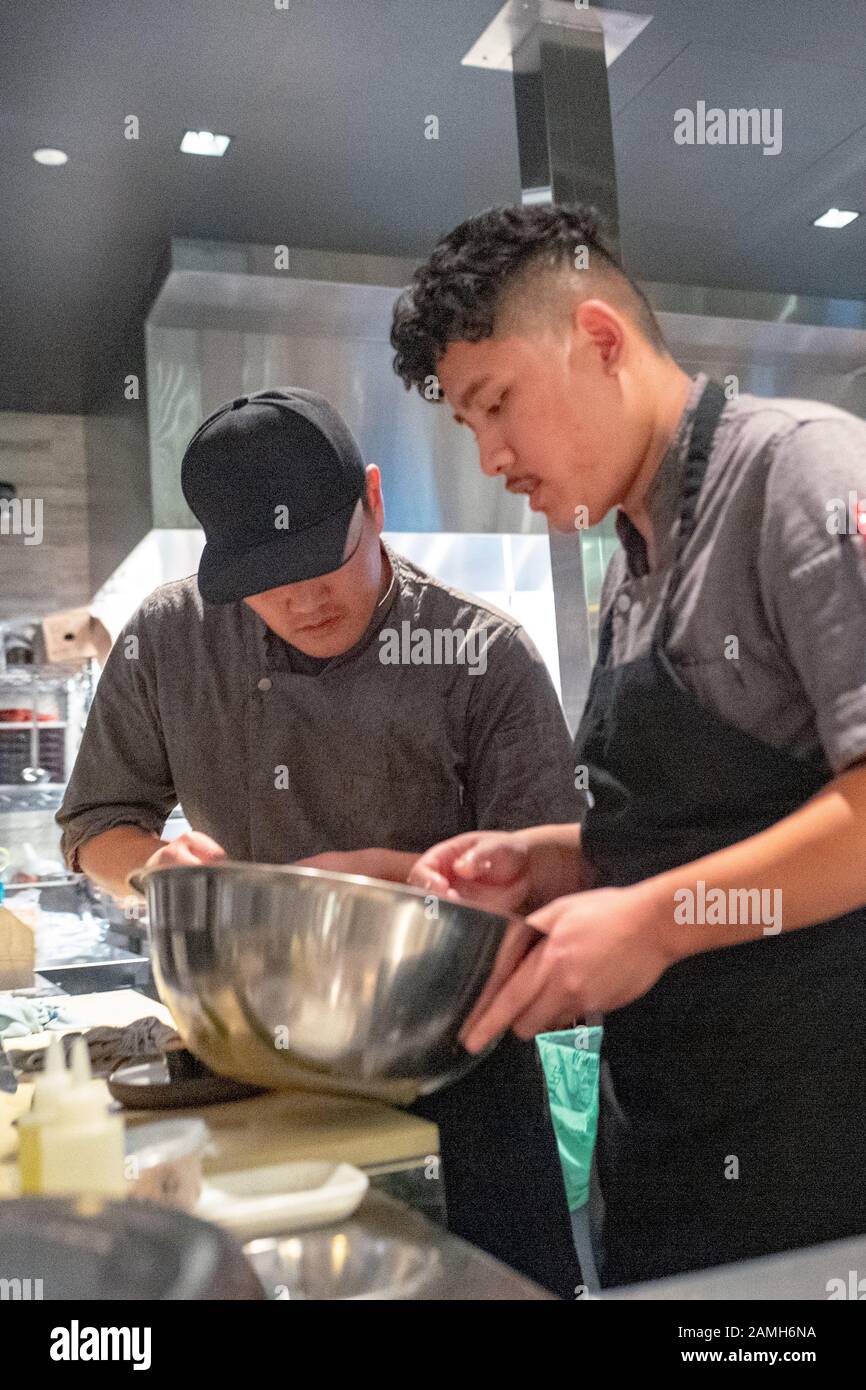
0 989 438 1192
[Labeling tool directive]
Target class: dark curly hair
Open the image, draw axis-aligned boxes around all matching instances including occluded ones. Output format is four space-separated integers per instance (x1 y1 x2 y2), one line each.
390 204 666 397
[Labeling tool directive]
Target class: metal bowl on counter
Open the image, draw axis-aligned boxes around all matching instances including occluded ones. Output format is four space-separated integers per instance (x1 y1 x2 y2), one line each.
246 1228 442 1300
131 861 517 1100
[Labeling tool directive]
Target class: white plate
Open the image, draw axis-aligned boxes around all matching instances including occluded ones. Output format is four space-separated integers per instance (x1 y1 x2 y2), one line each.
196 1160 369 1240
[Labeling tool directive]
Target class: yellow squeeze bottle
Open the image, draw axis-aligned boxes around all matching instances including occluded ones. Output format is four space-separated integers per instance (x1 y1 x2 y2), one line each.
28 1037 126 1197
17 1035 73 1193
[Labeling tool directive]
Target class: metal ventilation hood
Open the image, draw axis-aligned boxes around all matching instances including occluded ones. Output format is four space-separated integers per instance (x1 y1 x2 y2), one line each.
143 239 547 538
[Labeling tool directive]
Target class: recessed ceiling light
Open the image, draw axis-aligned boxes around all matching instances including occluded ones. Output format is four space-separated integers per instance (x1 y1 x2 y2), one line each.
180 130 231 157
33 148 68 166
813 208 860 229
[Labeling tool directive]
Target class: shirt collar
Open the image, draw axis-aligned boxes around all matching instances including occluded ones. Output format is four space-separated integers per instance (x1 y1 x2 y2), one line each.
615 373 707 578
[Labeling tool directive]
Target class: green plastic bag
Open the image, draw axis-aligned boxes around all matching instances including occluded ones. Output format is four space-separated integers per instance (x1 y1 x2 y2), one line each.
536 1026 603 1212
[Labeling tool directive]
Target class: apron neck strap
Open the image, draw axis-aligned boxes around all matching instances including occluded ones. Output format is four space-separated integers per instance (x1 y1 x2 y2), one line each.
596 380 728 666
652 379 728 652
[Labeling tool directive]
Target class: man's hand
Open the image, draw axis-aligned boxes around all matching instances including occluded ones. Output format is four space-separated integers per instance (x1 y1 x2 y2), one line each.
460 887 675 1052
408 824 588 916
408 830 535 916
141 831 227 875
80 827 228 901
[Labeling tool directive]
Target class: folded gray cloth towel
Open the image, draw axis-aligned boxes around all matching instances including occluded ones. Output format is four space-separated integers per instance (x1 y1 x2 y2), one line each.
9 1017 181 1077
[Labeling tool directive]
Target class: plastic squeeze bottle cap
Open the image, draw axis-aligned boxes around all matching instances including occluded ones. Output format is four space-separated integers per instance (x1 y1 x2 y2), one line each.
61 1036 110 1119
30 1034 73 1114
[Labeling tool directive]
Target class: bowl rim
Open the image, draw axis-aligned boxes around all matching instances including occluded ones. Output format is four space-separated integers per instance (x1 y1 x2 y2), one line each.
129 859 515 926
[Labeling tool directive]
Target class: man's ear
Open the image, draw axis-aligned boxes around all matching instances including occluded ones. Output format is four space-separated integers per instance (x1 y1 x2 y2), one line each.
574 298 626 369
366 464 385 532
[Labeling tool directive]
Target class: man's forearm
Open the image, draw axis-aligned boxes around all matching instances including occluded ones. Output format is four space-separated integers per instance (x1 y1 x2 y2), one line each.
293 848 420 883
351 849 419 883
520 822 588 909
634 762 866 961
77 826 165 900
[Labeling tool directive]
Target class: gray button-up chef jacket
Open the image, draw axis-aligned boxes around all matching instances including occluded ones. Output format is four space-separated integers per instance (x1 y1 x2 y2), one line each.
58 548 581 866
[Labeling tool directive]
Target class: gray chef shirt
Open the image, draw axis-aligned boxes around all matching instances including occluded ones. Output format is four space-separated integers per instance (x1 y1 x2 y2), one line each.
600 374 866 774
58 547 581 867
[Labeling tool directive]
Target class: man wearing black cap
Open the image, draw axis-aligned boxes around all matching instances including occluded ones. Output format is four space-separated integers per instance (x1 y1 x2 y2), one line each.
57 387 583 1297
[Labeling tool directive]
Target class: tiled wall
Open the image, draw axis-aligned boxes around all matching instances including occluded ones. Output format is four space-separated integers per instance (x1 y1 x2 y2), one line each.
0 412 91 621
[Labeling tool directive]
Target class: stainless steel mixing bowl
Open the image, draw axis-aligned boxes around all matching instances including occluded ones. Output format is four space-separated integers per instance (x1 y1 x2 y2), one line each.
132 861 519 1100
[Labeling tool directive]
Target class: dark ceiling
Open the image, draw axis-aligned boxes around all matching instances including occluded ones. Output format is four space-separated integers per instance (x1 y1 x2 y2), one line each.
2 0 865 415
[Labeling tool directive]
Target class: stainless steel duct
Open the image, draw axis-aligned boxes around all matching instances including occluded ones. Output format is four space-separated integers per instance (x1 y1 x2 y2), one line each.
464 0 635 734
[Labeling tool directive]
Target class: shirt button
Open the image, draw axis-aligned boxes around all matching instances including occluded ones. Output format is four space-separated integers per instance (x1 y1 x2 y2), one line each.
257 676 272 692
615 593 631 614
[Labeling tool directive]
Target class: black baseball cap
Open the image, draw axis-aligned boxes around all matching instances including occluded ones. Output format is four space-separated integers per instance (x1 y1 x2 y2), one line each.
181 387 368 604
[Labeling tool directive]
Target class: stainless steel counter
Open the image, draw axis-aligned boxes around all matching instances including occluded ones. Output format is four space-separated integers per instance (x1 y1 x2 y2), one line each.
244 1188 555 1301
603 1231 866 1300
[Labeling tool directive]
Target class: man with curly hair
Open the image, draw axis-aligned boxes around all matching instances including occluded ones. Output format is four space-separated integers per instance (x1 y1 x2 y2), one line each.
395 204 866 1287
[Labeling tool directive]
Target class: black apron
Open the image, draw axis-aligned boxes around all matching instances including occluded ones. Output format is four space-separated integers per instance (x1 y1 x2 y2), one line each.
411 1033 581 1300
574 380 866 1288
